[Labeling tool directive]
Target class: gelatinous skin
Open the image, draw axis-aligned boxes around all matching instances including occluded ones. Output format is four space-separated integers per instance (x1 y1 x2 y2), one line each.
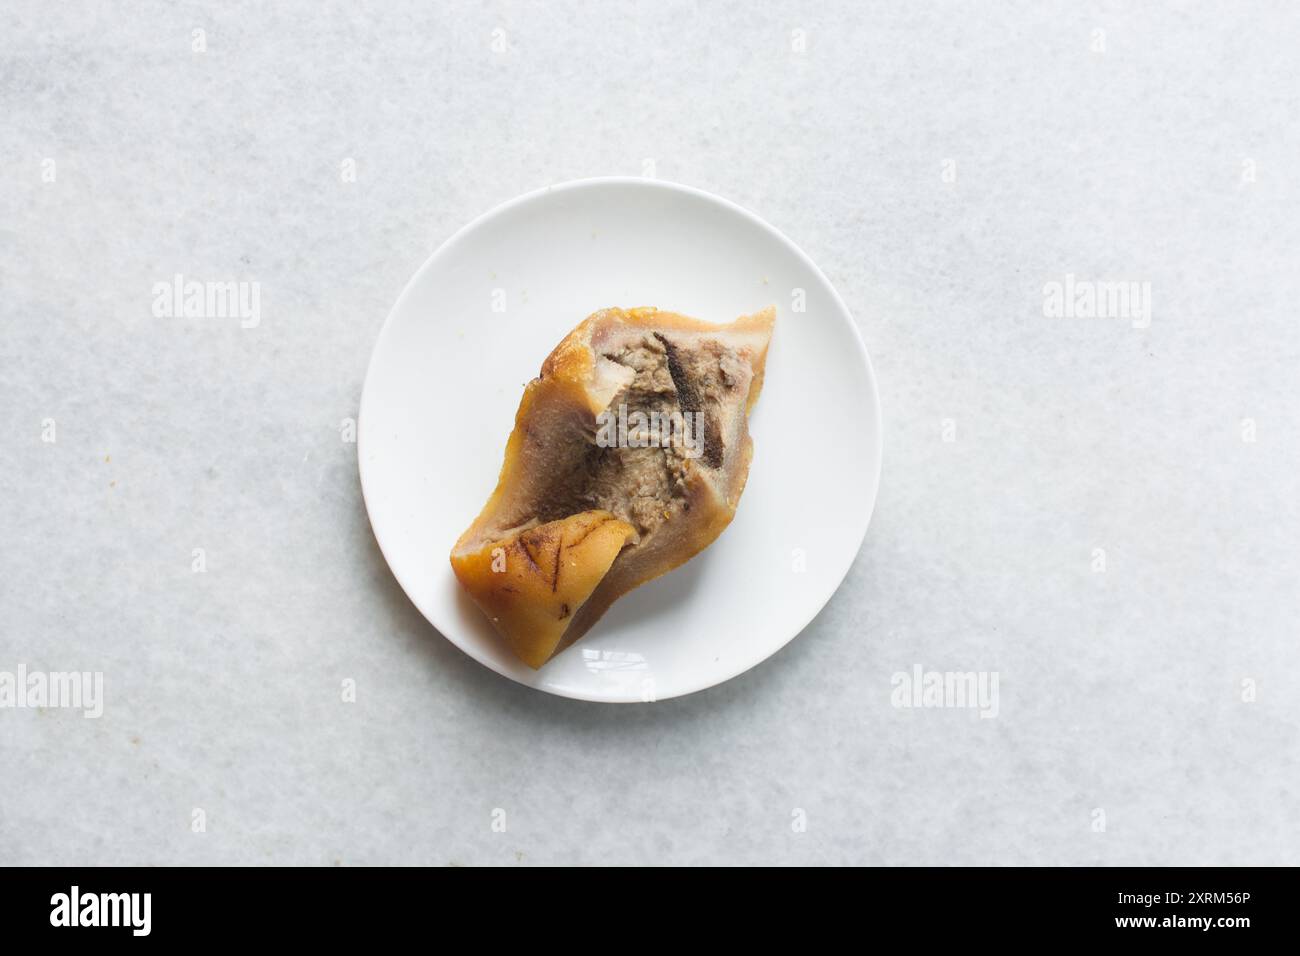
451 306 776 668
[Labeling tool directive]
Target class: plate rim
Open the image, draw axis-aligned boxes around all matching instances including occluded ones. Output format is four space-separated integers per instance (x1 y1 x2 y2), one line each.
358 176 883 702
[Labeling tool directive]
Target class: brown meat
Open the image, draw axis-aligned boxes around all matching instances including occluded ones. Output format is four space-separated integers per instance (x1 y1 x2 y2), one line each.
451 306 775 668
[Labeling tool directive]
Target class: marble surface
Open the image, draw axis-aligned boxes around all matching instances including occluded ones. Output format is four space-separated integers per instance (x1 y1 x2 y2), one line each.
2 1 1297 866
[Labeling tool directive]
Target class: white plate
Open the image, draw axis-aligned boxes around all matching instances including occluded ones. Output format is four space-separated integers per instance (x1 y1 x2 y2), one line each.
359 178 881 702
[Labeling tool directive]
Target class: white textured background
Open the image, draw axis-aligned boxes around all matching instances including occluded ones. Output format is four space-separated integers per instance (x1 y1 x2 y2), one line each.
2 1 1297 866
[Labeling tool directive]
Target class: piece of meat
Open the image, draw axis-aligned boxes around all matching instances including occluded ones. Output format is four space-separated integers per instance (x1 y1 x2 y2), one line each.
450 306 776 668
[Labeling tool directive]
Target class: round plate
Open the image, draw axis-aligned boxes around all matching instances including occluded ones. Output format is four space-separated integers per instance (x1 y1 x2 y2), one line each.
359 178 881 702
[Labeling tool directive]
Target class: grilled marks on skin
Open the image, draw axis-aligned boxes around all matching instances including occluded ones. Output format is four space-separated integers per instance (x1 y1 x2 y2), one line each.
566 514 614 548
517 526 565 592
519 534 545 573
510 515 622 596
